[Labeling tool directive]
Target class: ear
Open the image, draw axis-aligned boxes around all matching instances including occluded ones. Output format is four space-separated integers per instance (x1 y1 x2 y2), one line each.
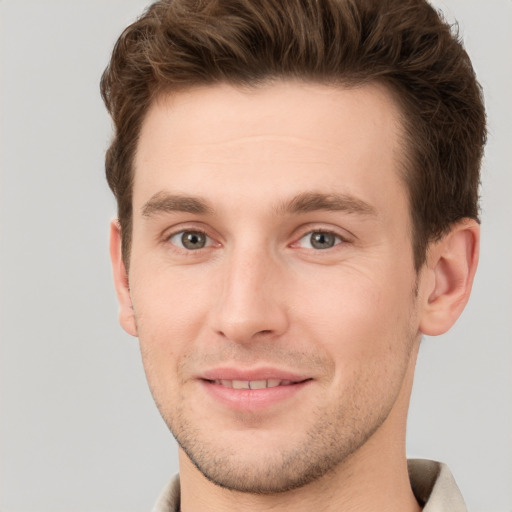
109 219 138 337
419 219 480 336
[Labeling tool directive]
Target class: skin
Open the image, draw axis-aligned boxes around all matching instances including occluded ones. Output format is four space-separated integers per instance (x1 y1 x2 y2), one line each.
110 81 479 511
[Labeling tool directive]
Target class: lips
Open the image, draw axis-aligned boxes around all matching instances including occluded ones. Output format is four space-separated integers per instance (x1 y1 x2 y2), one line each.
200 368 309 386
199 369 312 411
210 379 296 389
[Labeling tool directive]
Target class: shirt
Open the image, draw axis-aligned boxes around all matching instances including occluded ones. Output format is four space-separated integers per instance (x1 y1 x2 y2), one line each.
152 458 467 512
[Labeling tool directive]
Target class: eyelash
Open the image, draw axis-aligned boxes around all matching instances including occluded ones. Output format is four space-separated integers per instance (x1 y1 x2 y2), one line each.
165 227 348 253
293 229 346 250
166 229 215 251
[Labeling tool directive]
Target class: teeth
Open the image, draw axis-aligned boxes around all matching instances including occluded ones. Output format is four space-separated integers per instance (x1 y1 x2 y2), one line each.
232 380 250 389
249 380 267 389
213 379 296 389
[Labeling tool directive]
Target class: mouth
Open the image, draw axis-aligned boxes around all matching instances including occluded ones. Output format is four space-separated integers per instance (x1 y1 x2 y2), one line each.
199 371 312 411
206 378 304 389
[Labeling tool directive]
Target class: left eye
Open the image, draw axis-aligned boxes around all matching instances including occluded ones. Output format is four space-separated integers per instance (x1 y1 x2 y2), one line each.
169 230 211 250
296 231 342 250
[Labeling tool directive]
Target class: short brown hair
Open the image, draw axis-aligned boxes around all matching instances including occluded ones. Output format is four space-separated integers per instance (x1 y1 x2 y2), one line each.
101 0 486 270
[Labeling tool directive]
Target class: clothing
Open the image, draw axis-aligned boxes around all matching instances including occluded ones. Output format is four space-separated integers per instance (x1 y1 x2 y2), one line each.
407 459 467 511
152 459 466 512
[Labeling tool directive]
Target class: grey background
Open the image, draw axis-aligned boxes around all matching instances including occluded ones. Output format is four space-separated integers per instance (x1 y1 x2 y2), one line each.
0 0 510 511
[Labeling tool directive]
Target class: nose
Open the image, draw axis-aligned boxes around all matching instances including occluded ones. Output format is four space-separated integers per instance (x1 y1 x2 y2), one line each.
211 245 289 344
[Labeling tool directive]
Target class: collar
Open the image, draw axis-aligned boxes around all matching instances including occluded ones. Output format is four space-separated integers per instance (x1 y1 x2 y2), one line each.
408 459 467 511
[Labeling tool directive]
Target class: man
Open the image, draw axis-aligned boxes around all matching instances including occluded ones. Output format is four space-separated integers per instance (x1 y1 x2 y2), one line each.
101 0 486 510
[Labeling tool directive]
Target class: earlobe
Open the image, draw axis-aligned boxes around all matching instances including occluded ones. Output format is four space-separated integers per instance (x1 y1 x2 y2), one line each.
419 219 480 336
109 219 138 337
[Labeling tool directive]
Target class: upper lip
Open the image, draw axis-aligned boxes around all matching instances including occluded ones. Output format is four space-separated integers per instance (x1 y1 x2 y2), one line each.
199 367 311 383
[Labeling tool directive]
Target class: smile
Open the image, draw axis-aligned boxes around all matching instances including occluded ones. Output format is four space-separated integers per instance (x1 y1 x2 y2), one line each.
201 375 312 412
209 379 297 389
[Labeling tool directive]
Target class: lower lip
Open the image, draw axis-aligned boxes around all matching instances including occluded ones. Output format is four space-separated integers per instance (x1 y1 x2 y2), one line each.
200 380 311 412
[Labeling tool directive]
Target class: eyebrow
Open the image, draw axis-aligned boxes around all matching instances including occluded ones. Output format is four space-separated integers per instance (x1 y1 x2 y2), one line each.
142 192 213 217
276 191 377 216
141 190 376 218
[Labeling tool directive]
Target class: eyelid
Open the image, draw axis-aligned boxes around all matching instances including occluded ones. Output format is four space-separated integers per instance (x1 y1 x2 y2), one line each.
168 230 212 249
291 224 353 246
161 223 352 251
163 224 221 251
294 230 344 250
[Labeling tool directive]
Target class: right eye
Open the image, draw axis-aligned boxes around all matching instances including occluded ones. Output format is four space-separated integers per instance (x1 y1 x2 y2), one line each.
295 230 343 250
168 230 211 250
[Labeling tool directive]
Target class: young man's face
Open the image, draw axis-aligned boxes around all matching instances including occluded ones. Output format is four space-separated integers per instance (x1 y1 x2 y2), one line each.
115 81 428 493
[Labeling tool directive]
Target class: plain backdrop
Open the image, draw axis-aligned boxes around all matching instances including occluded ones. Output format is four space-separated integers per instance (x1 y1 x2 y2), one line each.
0 1 511 511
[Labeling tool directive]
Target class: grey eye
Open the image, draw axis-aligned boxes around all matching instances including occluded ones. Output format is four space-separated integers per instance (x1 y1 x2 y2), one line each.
170 231 209 250
297 231 341 250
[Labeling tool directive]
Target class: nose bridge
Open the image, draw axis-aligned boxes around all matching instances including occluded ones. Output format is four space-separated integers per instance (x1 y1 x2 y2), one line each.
213 240 287 343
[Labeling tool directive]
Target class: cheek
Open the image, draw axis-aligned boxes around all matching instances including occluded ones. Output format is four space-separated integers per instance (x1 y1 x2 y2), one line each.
129 265 215 386
132 281 198 419
292 264 416 369
294 266 389 333
131 260 213 329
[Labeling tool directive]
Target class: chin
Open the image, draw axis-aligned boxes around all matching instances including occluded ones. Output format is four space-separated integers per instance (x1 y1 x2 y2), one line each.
179 438 339 494
168 403 385 495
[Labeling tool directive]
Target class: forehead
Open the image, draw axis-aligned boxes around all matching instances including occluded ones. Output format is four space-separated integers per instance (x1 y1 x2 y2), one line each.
133 81 407 219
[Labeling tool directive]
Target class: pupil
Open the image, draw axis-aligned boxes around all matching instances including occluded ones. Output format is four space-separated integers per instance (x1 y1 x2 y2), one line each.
182 232 205 249
311 232 335 249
